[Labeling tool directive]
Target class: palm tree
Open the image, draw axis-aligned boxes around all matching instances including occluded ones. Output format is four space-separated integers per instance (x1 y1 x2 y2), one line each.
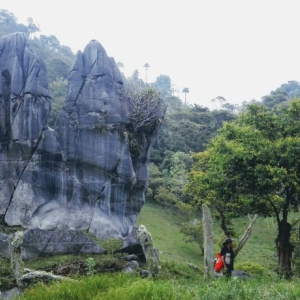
182 87 189 105
143 63 150 83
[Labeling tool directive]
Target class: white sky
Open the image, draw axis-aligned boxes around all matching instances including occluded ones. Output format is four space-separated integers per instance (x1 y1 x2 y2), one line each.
2 0 300 108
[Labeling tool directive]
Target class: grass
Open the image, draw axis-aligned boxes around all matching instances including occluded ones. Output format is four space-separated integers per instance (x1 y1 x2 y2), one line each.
137 200 279 272
0 253 127 291
3 200 300 298
17 273 300 300
137 200 202 267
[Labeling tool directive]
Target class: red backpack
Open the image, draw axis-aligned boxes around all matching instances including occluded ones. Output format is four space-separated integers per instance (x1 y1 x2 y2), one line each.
214 252 224 272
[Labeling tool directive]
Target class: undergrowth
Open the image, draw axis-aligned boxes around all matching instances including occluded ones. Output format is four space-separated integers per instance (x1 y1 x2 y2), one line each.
17 272 300 300
0 252 127 291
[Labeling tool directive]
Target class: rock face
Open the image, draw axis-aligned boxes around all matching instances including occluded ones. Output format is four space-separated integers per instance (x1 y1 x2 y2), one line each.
0 33 51 224
0 229 105 260
0 33 165 253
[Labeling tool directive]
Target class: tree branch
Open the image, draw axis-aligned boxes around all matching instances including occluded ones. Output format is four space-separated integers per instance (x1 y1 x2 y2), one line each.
234 214 258 257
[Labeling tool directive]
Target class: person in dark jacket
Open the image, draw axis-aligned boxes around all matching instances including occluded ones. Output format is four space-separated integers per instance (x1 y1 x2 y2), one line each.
221 238 235 277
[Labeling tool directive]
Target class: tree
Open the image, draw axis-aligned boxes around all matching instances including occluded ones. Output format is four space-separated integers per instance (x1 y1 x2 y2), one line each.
211 96 227 110
152 75 172 98
164 96 183 114
262 90 289 109
222 102 238 113
182 87 189 105
187 100 300 278
143 63 150 83
180 219 204 255
0 10 31 37
27 17 39 37
275 81 300 100
131 69 140 82
48 77 68 127
40 35 60 51
146 163 164 201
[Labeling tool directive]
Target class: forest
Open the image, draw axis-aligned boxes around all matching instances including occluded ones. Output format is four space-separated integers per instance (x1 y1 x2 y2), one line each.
1 8 300 299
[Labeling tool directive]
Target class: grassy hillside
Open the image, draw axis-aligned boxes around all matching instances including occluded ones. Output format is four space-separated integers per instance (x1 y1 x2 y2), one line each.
137 200 279 272
13 200 300 300
137 200 201 267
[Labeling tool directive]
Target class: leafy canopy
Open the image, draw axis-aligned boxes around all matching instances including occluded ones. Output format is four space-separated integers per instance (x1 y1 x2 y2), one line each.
187 100 300 226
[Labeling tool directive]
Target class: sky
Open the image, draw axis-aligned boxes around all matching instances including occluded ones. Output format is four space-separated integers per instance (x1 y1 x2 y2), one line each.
2 0 300 108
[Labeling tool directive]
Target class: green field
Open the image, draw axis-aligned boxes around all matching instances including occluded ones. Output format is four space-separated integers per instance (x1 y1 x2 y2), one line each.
137 200 278 271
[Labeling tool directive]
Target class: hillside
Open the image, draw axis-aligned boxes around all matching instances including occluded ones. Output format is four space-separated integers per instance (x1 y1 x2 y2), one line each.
137 200 278 272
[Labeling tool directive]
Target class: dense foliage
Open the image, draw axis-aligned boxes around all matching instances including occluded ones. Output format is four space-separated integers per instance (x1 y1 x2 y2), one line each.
187 100 300 277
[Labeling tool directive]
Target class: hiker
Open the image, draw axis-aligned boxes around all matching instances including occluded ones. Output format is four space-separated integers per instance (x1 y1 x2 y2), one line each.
221 238 235 277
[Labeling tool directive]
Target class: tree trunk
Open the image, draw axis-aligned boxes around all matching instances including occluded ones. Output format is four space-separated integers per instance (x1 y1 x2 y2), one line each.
278 221 293 278
234 214 258 258
218 209 230 238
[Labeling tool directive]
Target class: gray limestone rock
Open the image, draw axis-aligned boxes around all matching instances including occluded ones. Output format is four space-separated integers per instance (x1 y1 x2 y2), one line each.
0 33 165 256
0 229 105 259
139 269 150 278
123 260 139 274
124 260 139 270
0 287 22 300
0 33 51 224
137 224 159 276
126 254 139 261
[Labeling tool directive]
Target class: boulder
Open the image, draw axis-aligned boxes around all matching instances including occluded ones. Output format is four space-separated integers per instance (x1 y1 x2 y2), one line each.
137 224 159 276
0 229 105 259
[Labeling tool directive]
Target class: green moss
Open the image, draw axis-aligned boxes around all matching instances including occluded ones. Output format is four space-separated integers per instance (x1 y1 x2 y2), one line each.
95 124 111 133
0 225 25 235
84 231 123 254
96 238 123 254
25 252 127 276
0 256 16 291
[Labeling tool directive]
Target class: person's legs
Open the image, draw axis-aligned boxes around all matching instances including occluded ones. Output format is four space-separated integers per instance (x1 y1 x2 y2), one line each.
224 265 232 277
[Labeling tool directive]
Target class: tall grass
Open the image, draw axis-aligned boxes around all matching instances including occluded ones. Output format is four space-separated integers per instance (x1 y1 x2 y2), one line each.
18 273 300 300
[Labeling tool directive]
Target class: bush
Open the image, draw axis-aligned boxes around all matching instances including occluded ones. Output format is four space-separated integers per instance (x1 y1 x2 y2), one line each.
234 261 269 276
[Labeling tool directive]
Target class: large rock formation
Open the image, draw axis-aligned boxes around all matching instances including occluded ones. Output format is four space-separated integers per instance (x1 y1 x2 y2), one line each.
0 33 165 255
0 33 51 224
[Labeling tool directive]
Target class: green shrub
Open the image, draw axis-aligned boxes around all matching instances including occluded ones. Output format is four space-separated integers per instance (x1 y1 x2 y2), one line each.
85 257 96 275
235 261 269 276
97 238 123 254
